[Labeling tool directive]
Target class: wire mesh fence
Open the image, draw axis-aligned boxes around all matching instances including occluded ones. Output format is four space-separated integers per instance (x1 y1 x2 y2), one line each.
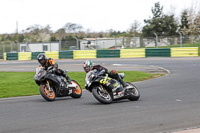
61 40 77 50
79 36 197 50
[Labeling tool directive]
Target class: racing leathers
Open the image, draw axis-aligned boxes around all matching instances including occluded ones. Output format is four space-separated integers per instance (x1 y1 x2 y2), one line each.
40 58 72 84
90 65 127 88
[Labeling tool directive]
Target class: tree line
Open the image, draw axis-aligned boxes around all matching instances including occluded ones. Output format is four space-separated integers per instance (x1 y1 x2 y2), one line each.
0 1 199 44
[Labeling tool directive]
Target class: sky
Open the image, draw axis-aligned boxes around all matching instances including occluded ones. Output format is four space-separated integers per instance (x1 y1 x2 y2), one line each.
0 0 197 34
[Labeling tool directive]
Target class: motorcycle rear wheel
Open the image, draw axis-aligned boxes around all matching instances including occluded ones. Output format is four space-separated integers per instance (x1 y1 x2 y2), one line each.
92 86 112 104
126 82 140 101
39 84 55 101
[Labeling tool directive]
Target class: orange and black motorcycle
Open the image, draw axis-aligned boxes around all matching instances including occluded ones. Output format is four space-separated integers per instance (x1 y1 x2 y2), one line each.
34 67 82 101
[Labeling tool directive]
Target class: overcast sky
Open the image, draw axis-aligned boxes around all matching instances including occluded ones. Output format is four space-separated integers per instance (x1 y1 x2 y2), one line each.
0 0 196 34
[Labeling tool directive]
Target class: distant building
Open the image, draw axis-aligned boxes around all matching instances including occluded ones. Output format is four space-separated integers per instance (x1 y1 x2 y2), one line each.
19 42 59 52
79 38 123 50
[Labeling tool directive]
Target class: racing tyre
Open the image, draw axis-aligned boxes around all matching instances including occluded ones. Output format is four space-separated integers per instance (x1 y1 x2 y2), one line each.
126 82 140 101
92 86 112 104
39 84 55 101
71 80 82 98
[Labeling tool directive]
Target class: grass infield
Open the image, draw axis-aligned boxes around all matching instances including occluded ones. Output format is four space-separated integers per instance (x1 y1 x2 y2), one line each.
0 71 165 98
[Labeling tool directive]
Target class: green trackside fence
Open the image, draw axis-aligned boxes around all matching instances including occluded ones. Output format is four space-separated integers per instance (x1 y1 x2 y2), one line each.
145 48 171 57
32 52 45 60
97 50 120 58
3 47 199 60
59 51 73 59
6 53 18 60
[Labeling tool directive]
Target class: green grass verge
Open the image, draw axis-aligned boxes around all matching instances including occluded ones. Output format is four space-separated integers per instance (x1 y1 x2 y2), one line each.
0 71 165 98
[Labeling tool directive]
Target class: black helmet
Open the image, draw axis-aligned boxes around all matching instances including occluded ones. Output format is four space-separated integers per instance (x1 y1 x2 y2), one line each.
37 53 47 65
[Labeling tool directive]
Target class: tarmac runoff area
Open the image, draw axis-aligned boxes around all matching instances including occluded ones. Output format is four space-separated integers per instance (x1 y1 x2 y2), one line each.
0 61 170 74
1 59 200 133
172 128 200 133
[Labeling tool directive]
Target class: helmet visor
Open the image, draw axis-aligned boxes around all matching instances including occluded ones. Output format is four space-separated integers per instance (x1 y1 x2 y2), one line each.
39 59 45 65
84 66 90 72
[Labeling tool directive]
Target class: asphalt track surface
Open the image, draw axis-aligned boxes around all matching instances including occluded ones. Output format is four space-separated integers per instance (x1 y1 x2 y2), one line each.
0 57 200 133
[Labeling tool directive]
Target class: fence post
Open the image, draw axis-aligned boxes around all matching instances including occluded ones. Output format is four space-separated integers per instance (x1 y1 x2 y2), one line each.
176 27 183 47
1 41 5 59
113 35 117 48
95 38 98 50
8 41 13 52
154 33 158 48
74 37 79 50
132 34 136 48
178 32 182 47
122 37 125 48
50 42 51 52
15 40 20 52
59 39 61 51
24 39 29 52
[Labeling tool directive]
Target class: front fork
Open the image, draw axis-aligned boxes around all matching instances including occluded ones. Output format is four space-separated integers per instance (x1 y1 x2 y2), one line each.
46 80 53 92
99 84 109 94
67 81 79 90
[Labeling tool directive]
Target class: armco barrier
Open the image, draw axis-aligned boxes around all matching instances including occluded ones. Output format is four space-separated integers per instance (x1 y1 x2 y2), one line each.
18 52 32 60
120 49 145 58
73 50 96 59
171 47 198 57
97 50 120 58
146 48 171 57
32 52 44 60
45 51 59 59
6 53 18 60
59 51 73 59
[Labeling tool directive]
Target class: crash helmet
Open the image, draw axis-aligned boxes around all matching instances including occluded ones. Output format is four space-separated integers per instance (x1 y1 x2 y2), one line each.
37 53 47 65
83 60 94 73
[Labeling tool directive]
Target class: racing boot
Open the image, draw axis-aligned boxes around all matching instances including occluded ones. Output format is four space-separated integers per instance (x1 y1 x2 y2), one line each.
65 75 72 84
116 77 127 94
118 77 127 88
62 72 72 84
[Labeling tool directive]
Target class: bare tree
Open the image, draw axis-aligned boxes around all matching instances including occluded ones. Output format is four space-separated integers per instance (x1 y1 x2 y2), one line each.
181 0 200 43
37 32 51 42
55 28 66 40
64 22 83 33
37 25 52 42
22 24 51 42
128 20 141 36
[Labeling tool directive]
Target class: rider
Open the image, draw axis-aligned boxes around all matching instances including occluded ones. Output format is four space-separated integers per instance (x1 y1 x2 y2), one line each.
83 60 128 92
37 53 72 84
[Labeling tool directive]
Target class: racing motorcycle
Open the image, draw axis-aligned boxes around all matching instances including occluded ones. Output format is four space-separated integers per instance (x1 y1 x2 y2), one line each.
34 67 82 101
85 70 140 104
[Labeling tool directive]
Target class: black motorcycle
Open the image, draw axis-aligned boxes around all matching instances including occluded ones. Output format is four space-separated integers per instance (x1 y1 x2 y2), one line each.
34 67 82 101
85 70 140 104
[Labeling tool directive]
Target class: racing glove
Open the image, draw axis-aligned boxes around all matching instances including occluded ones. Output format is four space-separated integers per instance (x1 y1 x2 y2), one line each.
97 70 106 76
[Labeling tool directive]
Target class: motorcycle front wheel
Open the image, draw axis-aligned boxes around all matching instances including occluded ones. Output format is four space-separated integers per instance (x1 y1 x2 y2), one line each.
71 80 82 98
92 86 112 104
39 84 55 101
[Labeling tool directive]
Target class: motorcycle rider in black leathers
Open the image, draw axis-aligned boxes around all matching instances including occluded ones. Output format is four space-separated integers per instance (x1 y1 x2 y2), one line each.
83 60 128 92
37 53 72 84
